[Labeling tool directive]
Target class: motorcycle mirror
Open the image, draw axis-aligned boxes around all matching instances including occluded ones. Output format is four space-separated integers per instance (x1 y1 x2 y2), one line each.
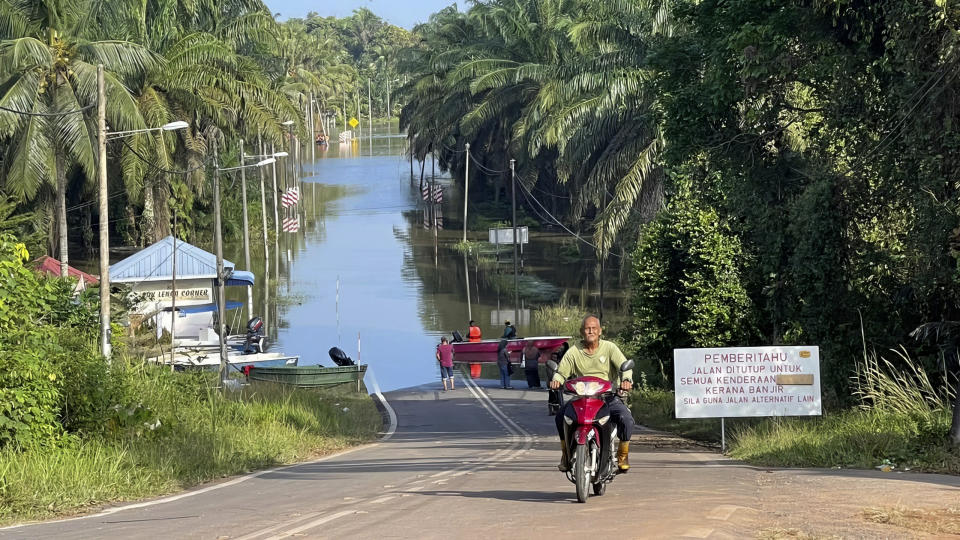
620 359 635 372
546 360 559 371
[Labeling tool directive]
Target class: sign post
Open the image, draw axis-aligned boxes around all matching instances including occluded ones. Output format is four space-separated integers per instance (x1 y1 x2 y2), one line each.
674 346 822 448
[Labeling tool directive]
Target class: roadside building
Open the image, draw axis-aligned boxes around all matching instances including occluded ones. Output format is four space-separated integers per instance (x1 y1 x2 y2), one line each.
108 236 253 342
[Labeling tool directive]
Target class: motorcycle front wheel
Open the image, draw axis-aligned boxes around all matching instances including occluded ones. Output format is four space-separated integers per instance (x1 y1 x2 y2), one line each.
574 444 590 503
592 480 606 496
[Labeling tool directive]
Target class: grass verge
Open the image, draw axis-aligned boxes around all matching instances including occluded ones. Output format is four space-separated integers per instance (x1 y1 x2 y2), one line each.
0 367 381 526
627 387 960 473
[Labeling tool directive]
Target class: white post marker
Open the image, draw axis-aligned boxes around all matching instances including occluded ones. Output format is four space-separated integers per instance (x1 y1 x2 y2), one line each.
674 346 822 446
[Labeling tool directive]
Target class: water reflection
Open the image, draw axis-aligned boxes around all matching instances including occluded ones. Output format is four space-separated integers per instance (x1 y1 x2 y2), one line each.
218 123 628 391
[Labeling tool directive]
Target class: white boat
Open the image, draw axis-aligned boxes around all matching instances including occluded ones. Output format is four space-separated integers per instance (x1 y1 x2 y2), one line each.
149 349 299 370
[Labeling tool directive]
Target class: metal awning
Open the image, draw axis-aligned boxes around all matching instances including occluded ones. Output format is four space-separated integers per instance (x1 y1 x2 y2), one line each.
163 301 243 314
225 270 254 287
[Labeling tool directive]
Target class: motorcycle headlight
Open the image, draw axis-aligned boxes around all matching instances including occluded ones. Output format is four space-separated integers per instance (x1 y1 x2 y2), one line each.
573 380 605 396
597 415 610 426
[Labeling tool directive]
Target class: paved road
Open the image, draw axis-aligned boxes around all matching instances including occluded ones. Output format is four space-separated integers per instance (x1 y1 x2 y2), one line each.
4 375 959 539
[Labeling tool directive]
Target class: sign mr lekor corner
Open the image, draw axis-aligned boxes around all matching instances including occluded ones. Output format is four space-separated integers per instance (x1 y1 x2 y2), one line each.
673 346 822 418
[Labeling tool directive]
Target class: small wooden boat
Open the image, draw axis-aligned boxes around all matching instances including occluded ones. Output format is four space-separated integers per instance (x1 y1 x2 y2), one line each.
248 364 368 390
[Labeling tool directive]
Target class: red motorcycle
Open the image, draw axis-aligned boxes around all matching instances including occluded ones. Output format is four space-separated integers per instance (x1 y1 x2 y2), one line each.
548 359 634 503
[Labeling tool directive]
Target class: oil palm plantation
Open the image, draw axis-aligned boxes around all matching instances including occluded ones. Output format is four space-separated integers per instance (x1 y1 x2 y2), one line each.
398 0 668 256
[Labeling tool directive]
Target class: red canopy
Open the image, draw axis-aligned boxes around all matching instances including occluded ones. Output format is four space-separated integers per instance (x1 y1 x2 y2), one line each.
33 256 99 285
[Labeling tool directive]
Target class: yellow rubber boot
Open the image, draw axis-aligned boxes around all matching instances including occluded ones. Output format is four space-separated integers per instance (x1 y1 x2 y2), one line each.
558 442 570 472
617 441 630 472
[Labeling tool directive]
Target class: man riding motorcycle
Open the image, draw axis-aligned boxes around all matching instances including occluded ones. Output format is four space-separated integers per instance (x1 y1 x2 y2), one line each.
549 315 634 472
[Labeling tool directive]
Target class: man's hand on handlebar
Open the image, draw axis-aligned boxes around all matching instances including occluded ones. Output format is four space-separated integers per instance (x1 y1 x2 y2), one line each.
549 380 561 390
620 380 633 391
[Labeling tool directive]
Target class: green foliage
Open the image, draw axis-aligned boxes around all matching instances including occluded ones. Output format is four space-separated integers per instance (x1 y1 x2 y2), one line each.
629 180 752 383
533 297 583 336
0 344 62 448
0 234 101 447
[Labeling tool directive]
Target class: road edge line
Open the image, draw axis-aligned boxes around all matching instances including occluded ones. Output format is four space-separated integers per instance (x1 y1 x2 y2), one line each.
366 365 397 441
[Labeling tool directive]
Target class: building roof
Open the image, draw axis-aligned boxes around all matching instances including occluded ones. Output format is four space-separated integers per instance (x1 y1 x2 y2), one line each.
109 236 237 283
33 256 99 285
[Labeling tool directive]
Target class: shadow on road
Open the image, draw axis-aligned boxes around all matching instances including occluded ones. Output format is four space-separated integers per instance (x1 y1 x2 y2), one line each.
413 489 572 504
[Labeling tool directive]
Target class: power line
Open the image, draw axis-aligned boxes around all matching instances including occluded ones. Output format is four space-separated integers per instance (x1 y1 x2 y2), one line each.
66 191 125 213
469 153 506 174
515 171 621 259
0 103 94 117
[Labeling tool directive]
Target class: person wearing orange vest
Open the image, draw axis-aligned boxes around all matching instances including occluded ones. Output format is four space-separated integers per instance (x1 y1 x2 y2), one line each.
467 320 482 342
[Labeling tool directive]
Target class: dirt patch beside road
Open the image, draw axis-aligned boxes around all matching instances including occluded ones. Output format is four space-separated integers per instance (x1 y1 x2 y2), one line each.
632 425 960 539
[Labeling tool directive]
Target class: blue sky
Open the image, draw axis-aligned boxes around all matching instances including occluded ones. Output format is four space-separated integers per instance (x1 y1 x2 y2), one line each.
264 0 459 29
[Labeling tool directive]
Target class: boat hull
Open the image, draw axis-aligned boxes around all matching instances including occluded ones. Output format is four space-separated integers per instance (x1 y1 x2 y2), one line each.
248 364 368 389
450 336 570 364
149 351 299 369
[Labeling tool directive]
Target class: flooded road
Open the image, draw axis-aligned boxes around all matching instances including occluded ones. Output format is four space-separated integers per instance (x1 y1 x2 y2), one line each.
221 124 629 391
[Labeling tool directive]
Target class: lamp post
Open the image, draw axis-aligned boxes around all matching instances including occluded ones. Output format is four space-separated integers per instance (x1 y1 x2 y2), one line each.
97 64 188 361
215 156 276 384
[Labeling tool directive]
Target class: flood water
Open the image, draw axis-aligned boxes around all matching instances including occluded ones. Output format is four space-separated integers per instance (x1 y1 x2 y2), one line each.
218 124 629 391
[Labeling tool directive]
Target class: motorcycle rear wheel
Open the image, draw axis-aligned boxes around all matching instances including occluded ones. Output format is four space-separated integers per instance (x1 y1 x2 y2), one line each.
574 444 590 503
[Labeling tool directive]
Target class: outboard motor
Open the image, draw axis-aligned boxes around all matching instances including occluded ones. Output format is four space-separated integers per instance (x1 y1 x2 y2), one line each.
451 330 464 343
244 316 265 354
328 346 355 366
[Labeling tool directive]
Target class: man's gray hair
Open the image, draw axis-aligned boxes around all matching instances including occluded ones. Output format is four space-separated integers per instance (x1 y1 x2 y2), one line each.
580 315 601 330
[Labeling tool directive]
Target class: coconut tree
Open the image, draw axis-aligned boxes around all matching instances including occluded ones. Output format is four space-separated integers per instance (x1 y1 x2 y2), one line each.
117 0 302 243
0 0 150 273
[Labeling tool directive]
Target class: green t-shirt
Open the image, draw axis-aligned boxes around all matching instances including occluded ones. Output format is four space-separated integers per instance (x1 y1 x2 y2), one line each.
552 339 632 384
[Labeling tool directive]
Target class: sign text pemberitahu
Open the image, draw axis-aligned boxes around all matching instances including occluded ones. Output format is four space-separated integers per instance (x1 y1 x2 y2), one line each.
674 346 822 418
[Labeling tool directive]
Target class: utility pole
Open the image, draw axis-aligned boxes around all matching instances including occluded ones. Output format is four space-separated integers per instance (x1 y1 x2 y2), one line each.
213 140 228 386
342 94 347 133
463 143 470 242
599 191 606 323
97 64 111 361
259 136 269 319
169 209 177 371
309 92 315 170
239 138 253 321
368 78 373 138
510 159 518 329
270 142 279 239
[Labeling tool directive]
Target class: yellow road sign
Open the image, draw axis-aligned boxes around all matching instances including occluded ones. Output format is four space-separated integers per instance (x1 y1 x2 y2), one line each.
349 117 359 128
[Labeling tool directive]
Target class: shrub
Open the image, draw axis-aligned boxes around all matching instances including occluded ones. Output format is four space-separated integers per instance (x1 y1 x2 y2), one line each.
629 182 753 384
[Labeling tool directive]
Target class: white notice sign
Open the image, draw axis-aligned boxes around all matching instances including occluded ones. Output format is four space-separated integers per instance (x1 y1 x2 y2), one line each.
674 346 822 418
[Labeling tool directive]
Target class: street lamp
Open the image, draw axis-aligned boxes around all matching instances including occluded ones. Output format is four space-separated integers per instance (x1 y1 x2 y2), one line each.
96 64 189 361
244 151 287 159
105 120 189 139
212 156 276 385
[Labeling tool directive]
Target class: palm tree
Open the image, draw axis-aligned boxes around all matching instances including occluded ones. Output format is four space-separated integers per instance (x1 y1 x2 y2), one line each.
120 0 301 243
0 0 151 274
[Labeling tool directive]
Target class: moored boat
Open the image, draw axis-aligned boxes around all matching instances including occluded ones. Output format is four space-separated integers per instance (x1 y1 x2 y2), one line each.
148 350 298 370
247 364 367 390
450 336 570 364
